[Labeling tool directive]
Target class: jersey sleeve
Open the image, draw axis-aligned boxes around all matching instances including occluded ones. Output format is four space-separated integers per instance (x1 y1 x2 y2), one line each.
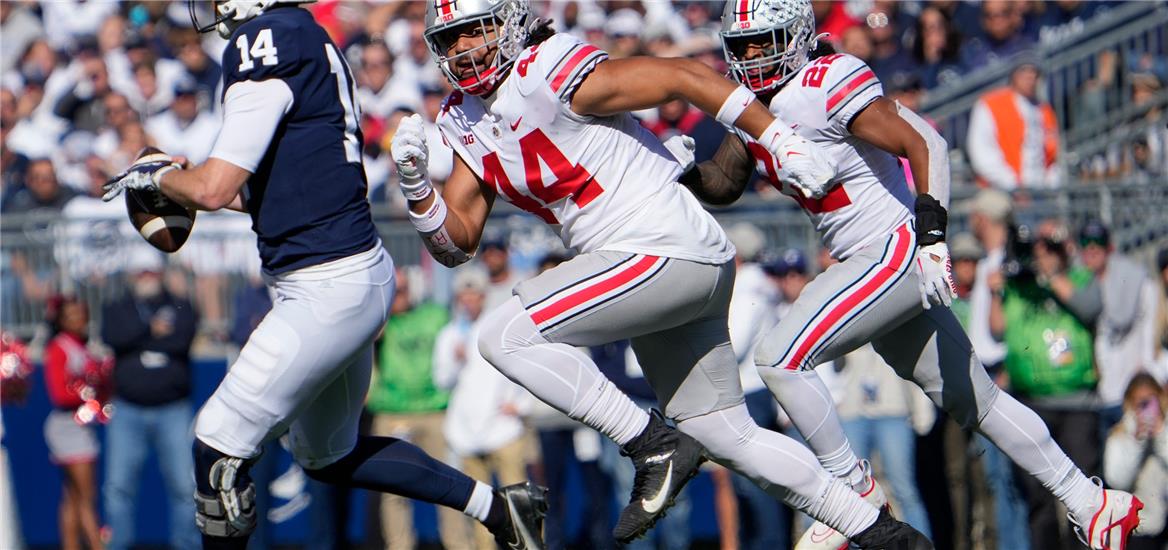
819 54 883 138
221 18 305 91
527 34 609 104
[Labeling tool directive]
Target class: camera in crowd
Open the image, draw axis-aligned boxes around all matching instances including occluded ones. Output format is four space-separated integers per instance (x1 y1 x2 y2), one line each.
1003 223 1071 282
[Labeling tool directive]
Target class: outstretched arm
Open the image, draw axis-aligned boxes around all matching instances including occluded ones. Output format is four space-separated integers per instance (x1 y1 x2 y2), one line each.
678 133 755 206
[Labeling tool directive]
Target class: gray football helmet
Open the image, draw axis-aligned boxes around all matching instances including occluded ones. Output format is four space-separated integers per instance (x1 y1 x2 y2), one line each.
721 0 820 92
423 0 534 96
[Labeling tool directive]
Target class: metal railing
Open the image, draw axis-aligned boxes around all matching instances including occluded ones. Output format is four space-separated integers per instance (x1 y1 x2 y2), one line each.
920 1 1168 162
3 182 1166 342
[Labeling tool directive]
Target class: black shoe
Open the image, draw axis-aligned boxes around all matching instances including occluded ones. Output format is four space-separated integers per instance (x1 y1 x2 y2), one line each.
489 482 549 550
612 410 707 543
851 508 934 550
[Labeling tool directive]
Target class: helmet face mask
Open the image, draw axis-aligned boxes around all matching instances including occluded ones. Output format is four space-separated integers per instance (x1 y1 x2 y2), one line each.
424 0 531 96
721 0 817 93
189 0 303 39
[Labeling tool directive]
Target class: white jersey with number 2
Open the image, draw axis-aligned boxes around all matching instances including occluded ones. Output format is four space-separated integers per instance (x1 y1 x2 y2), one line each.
730 53 914 260
436 33 734 265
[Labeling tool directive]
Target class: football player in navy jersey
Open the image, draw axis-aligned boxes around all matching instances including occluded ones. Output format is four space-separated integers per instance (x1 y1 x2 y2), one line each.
102 2 547 549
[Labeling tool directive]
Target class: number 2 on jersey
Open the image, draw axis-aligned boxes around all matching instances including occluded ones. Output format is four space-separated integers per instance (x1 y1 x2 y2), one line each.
483 129 604 224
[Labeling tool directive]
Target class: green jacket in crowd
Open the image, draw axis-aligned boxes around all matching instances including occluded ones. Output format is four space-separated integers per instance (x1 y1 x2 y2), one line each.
1002 267 1098 398
367 302 450 414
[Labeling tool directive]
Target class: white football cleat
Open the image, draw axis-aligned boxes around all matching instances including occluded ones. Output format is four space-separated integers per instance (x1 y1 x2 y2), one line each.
796 460 890 550
1069 478 1143 550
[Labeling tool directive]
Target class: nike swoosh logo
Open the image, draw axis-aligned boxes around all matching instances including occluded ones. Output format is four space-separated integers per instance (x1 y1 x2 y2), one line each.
510 117 523 131
640 460 673 513
787 151 804 157
809 526 836 543
507 498 533 550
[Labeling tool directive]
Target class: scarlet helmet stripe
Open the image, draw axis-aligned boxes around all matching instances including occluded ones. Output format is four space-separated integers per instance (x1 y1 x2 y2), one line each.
738 0 751 23
436 0 455 17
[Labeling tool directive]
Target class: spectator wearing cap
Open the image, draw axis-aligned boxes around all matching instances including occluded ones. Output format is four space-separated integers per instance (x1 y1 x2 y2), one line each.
912 6 964 89
367 267 471 550
481 235 527 312
100 251 200 550
604 9 645 59
435 267 532 550
724 224 791 549
968 189 1012 370
1079 221 1162 437
170 28 222 102
766 248 811 319
959 0 1034 71
145 79 220 163
967 54 1060 189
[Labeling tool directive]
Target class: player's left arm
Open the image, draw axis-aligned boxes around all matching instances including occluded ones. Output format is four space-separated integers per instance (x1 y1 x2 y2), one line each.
850 97 956 308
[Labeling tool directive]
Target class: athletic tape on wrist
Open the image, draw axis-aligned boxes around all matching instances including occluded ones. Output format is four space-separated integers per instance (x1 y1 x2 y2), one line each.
716 85 756 127
760 117 795 149
399 174 434 203
408 193 449 235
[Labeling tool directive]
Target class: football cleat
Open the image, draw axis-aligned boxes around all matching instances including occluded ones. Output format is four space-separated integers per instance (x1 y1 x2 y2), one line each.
488 481 549 550
797 460 890 550
1068 478 1143 550
850 508 934 550
613 410 707 543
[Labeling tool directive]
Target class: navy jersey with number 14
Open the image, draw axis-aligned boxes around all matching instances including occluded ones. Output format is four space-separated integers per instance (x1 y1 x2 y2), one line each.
220 6 379 274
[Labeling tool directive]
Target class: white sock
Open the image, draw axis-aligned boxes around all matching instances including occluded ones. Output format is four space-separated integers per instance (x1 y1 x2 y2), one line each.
479 297 650 446
676 405 877 537
977 392 1102 518
463 481 494 521
758 367 861 481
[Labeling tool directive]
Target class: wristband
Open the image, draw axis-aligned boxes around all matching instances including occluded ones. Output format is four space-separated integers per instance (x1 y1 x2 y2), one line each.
716 85 756 127
399 173 434 203
914 193 948 246
408 193 449 235
153 163 182 186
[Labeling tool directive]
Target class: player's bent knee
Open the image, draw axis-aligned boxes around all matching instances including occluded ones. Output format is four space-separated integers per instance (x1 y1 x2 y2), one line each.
477 296 541 369
193 438 257 538
676 405 758 471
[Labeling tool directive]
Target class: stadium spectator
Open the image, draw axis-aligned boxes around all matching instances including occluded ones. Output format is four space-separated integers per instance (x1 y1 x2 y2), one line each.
1158 248 1168 366
644 98 727 164
42 296 110 550
100 252 199 550
0 2 43 75
911 6 964 89
834 343 934 538
356 40 422 120
1103 374 1168 549
989 221 1102 550
967 56 1060 189
436 267 532 550
3 158 75 213
864 7 917 84
0 88 30 205
812 0 859 49
480 235 526 311
1078 221 1162 437
604 9 646 59
838 25 874 65
725 225 791 549
1034 0 1116 47
366 267 471 550
53 54 113 134
145 79 220 163
1128 67 1167 182
169 28 221 101
959 0 1034 71
40 0 118 52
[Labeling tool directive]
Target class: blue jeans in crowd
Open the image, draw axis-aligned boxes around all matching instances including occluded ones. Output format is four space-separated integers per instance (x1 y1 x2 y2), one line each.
841 415 932 539
731 390 791 550
972 433 1030 550
104 398 199 550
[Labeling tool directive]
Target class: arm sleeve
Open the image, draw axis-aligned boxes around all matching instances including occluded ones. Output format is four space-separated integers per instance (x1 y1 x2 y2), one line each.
208 79 295 172
966 101 1019 189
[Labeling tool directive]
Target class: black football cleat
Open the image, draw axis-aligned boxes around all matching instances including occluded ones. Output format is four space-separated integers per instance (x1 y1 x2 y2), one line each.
851 508 934 550
612 410 707 543
489 481 549 550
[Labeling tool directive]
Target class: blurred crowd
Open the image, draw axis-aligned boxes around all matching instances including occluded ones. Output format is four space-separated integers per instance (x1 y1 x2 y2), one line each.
2 1 1168 549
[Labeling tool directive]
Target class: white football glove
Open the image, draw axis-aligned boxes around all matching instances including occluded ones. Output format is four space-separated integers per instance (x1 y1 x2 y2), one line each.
663 134 696 173
916 242 957 309
101 154 181 202
391 113 432 201
761 122 838 199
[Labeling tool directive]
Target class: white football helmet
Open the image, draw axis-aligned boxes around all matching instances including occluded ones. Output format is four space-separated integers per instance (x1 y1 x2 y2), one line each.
190 0 309 39
423 0 534 96
721 0 821 92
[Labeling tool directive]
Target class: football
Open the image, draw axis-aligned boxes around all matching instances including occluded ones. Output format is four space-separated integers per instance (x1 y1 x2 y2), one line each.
124 147 195 253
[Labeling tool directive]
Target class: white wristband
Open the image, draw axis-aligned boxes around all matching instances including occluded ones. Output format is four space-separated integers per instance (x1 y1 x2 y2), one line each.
408 193 449 234
715 85 756 127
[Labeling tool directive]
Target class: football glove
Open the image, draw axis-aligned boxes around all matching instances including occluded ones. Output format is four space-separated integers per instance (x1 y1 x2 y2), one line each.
663 134 697 173
101 154 182 202
391 113 432 202
760 120 838 200
917 242 957 309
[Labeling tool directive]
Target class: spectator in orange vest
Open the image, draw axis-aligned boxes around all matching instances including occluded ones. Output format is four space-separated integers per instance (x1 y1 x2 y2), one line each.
966 55 1061 189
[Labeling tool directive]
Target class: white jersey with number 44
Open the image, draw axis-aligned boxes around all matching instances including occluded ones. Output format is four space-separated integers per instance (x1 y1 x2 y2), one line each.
436 33 734 265
731 53 914 260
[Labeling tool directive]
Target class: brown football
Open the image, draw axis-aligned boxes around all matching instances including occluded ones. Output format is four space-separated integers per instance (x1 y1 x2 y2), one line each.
124 147 195 253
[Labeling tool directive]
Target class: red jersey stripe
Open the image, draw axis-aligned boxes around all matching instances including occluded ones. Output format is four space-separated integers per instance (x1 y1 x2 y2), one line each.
549 45 601 92
825 69 876 112
531 255 661 324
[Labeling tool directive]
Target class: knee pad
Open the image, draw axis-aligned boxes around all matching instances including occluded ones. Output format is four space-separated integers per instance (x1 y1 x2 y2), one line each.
193 439 257 538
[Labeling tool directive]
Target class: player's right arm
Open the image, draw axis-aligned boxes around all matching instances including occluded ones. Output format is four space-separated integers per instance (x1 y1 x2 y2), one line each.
677 133 756 206
392 113 495 267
